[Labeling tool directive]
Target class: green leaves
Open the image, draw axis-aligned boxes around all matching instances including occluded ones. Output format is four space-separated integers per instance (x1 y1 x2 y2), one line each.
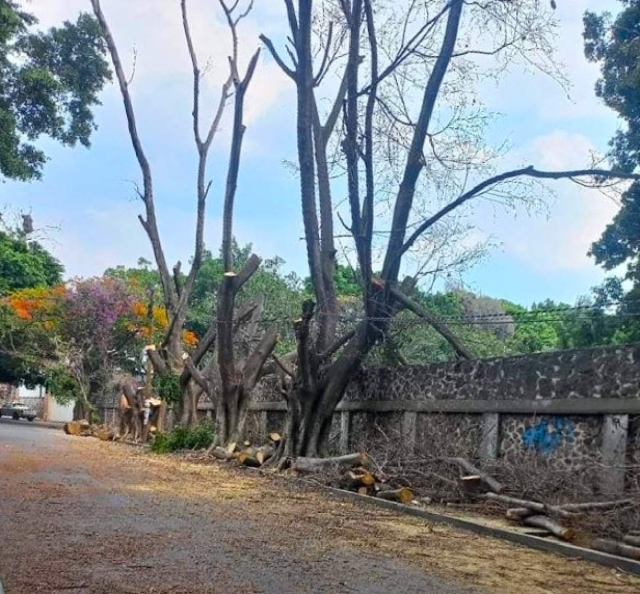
0 227 63 296
151 422 216 453
0 3 111 181
583 2 640 340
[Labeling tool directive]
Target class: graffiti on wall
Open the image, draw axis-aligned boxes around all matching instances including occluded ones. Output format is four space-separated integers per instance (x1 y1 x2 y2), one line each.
522 417 575 456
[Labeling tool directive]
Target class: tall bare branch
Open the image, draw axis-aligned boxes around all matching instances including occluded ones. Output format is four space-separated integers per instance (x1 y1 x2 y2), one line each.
90 0 175 311
382 0 464 283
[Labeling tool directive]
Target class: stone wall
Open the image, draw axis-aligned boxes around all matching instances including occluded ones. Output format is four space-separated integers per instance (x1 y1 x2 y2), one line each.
240 342 640 494
342 342 640 402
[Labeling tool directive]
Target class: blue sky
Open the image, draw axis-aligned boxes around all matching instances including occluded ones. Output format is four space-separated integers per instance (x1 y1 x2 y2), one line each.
2 0 623 308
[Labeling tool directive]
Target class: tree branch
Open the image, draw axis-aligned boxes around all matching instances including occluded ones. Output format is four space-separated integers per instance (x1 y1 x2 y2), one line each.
400 166 640 259
322 63 350 144
318 330 356 363
233 300 260 333
242 325 278 391
221 47 261 272
389 285 473 360
361 0 377 293
313 21 334 86
145 345 168 375
232 253 261 292
295 300 317 395
90 0 174 311
172 262 183 298
272 353 295 378
259 34 296 79
182 354 210 393
382 0 464 283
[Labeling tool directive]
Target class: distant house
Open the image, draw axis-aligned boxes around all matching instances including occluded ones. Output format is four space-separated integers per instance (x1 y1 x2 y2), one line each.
0 383 74 423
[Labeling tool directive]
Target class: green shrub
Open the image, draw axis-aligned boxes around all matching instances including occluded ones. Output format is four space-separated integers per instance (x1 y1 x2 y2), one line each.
150 421 215 453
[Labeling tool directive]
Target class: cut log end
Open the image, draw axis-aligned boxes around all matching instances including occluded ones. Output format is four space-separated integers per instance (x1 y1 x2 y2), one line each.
268 432 282 443
376 488 415 504
255 444 274 466
237 452 261 468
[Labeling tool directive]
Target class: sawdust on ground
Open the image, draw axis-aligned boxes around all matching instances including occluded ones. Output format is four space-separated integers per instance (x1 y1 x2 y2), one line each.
1 434 639 594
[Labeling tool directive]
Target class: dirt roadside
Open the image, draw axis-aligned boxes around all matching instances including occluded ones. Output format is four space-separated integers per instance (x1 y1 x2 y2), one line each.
1 428 639 594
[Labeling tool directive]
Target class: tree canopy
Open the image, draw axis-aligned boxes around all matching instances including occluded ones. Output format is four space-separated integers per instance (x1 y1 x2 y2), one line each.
584 1 640 275
0 1 111 181
0 223 63 295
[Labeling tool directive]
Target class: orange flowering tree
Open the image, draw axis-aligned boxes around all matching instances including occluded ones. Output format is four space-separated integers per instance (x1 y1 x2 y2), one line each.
1 275 200 419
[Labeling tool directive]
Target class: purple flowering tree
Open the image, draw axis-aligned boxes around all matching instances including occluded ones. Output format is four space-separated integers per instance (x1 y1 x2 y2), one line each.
55 277 137 420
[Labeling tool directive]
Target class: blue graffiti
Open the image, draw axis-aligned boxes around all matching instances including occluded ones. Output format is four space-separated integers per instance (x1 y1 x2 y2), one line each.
522 417 575 456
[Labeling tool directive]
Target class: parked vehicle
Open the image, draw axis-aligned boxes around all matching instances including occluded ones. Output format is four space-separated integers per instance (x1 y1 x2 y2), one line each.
0 402 37 421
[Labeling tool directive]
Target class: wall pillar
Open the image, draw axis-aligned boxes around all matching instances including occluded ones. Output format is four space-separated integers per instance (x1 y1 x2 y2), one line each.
480 413 500 461
340 411 351 454
402 411 418 455
259 410 268 442
601 414 628 495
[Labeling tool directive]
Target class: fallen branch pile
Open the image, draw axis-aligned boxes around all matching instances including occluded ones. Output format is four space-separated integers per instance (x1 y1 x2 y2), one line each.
211 440 638 553
212 436 417 504
64 420 118 441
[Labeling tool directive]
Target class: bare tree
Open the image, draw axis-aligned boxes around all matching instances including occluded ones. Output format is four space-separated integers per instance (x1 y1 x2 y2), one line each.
261 0 640 460
91 0 262 427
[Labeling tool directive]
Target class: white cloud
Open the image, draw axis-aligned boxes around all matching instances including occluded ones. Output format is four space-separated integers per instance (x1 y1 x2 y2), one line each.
32 0 292 126
481 0 614 123
483 131 620 272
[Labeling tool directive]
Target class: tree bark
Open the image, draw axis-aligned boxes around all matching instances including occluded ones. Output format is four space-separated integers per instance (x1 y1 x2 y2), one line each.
591 539 640 561
448 458 503 493
523 516 575 542
292 453 368 473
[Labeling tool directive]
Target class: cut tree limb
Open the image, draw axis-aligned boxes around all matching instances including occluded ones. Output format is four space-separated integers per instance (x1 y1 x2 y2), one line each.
480 493 574 519
243 325 279 391
555 499 634 512
505 507 534 521
339 470 376 491
292 453 368 473
376 488 415 504
237 452 261 467
591 539 640 561
448 458 503 493
211 446 233 461
255 444 274 465
459 475 483 498
523 515 575 542
623 535 640 547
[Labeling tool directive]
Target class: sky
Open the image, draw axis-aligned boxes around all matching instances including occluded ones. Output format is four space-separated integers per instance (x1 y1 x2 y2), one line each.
1 0 624 308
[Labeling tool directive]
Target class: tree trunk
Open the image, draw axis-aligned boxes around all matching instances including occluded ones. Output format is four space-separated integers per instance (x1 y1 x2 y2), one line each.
73 398 90 422
280 319 369 460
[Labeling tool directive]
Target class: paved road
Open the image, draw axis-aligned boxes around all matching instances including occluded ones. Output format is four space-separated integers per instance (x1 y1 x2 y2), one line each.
0 417 65 447
1 423 638 594
0 421 477 594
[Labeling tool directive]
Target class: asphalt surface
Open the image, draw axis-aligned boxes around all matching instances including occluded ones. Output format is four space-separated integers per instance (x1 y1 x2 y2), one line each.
2 422 638 594
0 420 478 594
